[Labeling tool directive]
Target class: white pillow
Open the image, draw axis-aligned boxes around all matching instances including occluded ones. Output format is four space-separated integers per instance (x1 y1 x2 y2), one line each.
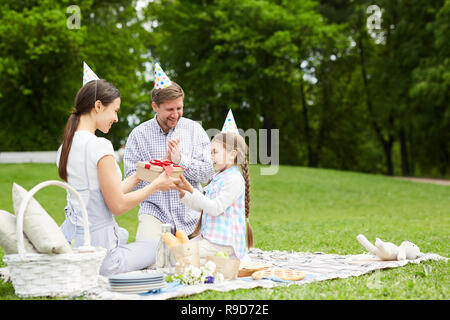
12 183 72 254
0 210 38 254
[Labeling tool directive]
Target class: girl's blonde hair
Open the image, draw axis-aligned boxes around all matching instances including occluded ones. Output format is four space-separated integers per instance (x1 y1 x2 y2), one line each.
192 132 253 249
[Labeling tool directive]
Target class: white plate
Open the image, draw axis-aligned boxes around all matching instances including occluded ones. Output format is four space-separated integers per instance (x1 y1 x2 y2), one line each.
108 271 164 282
110 281 165 288
109 276 164 283
110 282 166 294
109 280 164 286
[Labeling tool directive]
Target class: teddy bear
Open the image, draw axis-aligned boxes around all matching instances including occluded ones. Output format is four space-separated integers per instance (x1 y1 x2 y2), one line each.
356 234 423 260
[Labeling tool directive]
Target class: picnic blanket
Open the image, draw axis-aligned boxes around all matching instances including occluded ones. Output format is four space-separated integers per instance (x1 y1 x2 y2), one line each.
1 248 447 299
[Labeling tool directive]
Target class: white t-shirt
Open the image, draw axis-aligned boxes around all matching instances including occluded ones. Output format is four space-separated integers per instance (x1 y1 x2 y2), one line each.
56 131 122 221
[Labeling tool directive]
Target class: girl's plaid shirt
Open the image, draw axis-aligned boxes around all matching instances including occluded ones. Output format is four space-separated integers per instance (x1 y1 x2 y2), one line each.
201 166 247 259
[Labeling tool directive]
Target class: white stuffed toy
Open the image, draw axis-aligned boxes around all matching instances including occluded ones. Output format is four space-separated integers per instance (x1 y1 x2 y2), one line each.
356 234 423 261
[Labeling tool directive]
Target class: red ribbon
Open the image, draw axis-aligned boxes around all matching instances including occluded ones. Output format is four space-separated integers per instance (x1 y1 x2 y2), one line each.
144 159 183 176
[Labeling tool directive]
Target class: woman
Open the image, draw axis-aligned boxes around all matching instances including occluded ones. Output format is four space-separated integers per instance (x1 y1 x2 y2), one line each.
56 79 179 276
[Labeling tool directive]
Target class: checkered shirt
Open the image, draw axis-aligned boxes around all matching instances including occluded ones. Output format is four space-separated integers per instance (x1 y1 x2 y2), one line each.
123 116 215 235
201 166 247 258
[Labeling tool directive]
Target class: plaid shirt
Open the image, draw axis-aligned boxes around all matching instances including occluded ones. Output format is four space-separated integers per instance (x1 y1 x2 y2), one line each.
201 166 247 258
123 116 215 235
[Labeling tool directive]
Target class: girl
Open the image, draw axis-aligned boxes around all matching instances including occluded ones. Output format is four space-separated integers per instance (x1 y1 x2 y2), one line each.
57 79 179 276
175 131 252 261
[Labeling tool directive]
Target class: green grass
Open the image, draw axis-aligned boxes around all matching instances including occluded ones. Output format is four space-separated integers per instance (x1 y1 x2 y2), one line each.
0 163 448 300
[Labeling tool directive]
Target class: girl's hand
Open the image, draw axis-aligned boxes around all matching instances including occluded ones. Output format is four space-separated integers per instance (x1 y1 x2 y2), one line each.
153 171 180 192
175 174 194 194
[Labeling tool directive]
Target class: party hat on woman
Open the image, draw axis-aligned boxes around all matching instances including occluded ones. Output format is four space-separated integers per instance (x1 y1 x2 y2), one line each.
83 61 100 86
221 109 239 133
154 62 172 89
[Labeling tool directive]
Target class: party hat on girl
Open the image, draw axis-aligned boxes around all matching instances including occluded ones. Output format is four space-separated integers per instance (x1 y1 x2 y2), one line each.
221 109 239 133
83 61 100 86
154 62 172 89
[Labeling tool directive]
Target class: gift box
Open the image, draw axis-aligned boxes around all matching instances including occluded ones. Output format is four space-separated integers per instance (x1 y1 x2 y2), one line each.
136 160 184 182
206 255 241 281
169 241 200 274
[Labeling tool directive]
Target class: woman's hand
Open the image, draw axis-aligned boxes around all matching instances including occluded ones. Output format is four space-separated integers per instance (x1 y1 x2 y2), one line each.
153 171 180 192
175 174 194 194
120 171 142 194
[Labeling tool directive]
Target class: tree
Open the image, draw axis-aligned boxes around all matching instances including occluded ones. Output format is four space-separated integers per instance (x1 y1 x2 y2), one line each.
0 0 150 150
142 0 342 166
409 0 450 177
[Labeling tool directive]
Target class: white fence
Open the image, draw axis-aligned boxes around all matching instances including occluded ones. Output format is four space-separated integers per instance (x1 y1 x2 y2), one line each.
0 151 123 163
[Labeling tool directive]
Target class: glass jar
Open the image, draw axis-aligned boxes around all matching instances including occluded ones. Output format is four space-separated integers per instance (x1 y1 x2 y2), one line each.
155 223 175 274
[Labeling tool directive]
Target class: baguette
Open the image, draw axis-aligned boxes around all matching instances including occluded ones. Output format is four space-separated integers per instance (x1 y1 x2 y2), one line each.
175 230 190 244
252 268 306 281
163 232 180 248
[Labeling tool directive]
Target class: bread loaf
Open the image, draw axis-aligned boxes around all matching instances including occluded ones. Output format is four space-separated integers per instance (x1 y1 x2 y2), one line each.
163 232 180 248
175 230 190 244
251 268 306 281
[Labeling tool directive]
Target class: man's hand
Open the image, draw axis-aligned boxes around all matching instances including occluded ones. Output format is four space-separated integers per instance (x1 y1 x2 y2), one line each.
165 138 181 164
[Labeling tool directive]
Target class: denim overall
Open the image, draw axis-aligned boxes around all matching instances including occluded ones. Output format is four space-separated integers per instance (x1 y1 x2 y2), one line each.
60 136 158 276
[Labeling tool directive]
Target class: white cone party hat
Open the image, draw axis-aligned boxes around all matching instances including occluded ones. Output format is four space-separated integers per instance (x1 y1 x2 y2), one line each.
221 109 239 133
154 62 172 89
83 61 100 86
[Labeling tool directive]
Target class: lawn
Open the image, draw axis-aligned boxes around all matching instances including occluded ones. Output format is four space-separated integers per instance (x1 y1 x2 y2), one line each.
0 163 448 300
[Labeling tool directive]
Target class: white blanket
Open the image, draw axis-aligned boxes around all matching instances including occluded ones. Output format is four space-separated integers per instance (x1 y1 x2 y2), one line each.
1 248 447 300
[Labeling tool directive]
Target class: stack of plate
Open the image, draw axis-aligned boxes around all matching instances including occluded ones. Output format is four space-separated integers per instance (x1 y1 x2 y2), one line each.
108 271 166 294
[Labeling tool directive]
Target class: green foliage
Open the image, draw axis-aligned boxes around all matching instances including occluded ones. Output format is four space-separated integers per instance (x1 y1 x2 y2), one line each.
409 0 450 177
141 0 449 177
0 0 448 177
143 0 346 167
0 0 149 150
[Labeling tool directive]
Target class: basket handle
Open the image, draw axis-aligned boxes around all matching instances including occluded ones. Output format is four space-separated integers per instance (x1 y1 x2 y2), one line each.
16 180 92 258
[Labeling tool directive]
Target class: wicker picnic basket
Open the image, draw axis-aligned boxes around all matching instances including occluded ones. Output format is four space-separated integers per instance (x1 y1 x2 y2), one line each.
3 180 107 298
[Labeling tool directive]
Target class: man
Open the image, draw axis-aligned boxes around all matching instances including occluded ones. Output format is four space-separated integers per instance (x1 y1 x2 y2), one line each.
124 63 214 240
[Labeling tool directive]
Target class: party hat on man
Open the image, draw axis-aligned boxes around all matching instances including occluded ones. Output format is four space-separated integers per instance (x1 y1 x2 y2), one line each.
154 62 172 89
221 109 239 133
83 61 100 86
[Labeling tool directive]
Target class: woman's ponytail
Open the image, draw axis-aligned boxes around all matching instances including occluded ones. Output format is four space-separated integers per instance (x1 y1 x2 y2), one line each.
58 112 79 181
58 79 120 182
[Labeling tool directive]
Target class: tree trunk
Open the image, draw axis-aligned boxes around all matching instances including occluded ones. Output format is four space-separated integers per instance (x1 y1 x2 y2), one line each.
357 33 394 175
440 141 449 178
261 116 274 158
383 133 395 176
399 128 410 176
299 76 314 167
409 127 415 176
315 73 331 168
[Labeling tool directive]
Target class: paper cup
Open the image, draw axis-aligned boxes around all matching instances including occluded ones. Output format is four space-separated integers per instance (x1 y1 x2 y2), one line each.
169 241 200 274
206 256 240 280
